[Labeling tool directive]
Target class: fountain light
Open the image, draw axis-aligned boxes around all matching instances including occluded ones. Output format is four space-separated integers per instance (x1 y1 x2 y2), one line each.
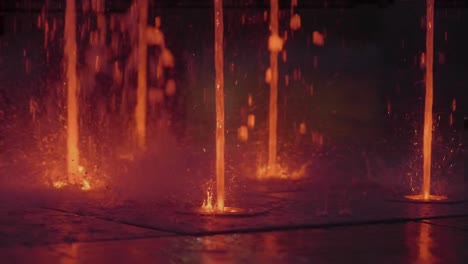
64 0 81 185
405 0 447 202
135 0 149 150
267 0 280 176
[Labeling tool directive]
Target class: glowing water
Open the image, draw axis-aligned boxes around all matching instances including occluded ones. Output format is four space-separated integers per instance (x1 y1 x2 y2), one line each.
64 0 80 184
405 0 446 201
135 0 149 149
214 0 225 211
267 0 280 174
422 0 434 200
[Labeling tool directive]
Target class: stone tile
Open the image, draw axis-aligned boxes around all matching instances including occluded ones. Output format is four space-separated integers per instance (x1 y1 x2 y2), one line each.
1 222 467 264
423 217 468 230
0 206 173 247
47 190 468 235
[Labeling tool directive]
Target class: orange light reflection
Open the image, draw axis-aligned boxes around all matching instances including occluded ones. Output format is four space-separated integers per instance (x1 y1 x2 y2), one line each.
405 194 447 201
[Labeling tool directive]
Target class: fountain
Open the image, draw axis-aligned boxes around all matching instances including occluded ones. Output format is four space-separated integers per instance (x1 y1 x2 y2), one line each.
64 0 81 185
29 0 182 193
267 0 280 176
196 0 266 216
2 2 468 251
3 0 466 211
135 0 149 150
255 0 306 181
214 0 225 212
405 0 447 202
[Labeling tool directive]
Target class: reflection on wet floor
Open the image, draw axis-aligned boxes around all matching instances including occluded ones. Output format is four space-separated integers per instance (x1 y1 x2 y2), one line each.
1 219 468 263
418 223 435 264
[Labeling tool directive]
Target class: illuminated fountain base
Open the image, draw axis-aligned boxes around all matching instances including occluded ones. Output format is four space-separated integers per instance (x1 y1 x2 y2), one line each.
178 189 269 217
180 199 269 217
388 194 467 204
405 194 448 202
195 206 268 217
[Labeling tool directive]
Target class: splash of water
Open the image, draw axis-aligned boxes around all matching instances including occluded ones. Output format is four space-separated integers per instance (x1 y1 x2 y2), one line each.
405 0 447 201
201 187 214 212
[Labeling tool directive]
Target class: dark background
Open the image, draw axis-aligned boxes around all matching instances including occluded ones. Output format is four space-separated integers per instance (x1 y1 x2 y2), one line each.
0 0 467 149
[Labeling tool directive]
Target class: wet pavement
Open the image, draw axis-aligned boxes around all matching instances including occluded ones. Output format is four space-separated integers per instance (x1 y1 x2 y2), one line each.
1 206 468 264
39 183 468 236
1 190 468 263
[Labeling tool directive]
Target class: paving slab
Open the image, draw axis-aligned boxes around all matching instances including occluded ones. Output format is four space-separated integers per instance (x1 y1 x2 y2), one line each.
43 186 468 236
0 206 174 248
423 217 468 230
